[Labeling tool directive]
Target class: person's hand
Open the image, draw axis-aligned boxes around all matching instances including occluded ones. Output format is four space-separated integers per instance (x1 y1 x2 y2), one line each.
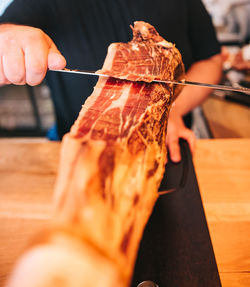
0 24 66 87
166 108 195 162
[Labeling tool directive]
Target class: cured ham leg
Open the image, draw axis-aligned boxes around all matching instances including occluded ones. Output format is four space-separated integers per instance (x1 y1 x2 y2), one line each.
6 22 184 287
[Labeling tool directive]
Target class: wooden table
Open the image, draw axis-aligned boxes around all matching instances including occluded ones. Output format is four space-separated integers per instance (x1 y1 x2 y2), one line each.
193 139 250 286
0 138 250 286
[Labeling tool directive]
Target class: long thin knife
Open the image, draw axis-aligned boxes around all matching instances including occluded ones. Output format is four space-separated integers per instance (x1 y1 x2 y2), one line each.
50 68 250 94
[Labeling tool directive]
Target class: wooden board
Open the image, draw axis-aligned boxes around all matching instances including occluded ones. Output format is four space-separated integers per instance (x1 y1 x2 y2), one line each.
0 139 59 286
0 138 250 286
193 139 250 286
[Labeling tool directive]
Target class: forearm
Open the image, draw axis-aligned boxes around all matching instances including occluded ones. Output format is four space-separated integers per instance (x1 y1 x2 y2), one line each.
172 53 223 116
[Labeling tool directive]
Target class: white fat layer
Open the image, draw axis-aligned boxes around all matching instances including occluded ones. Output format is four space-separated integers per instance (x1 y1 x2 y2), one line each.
105 84 131 112
131 43 139 51
157 40 173 48
101 83 132 135
140 25 149 37
82 77 108 112
123 114 131 131
102 44 117 71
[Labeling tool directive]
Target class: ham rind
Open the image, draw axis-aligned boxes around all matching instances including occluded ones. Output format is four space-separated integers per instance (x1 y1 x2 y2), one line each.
6 22 184 287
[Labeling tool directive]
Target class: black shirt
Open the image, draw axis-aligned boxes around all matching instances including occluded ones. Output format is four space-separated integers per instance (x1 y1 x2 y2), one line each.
0 0 220 138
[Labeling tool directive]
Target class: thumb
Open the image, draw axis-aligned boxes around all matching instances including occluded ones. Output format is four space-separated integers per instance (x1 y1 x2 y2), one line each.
167 137 181 163
47 41 66 70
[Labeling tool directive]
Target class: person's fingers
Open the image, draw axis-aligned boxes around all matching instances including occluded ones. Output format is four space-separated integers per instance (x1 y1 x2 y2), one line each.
167 136 181 163
25 31 66 85
46 37 66 70
24 41 48 86
0 25 65 86
181 128 196 154
2 48 26 85
0 55 10 86
48 51 66 70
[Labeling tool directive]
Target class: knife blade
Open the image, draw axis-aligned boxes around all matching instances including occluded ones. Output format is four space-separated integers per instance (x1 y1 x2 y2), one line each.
50 68 250 94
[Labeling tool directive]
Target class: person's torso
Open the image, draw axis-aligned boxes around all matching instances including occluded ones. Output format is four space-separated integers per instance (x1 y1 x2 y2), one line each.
45 0 193 70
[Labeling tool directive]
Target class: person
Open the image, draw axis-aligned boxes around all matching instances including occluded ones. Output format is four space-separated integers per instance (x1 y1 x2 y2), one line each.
0 0 222 162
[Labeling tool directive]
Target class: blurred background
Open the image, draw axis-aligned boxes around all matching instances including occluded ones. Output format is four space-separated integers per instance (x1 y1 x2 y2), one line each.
0 0 250 140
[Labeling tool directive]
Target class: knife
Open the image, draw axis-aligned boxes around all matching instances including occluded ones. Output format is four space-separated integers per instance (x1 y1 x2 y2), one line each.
50 68 250 94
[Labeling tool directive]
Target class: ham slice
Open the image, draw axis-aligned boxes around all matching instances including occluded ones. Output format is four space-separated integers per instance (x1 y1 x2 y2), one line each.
98 21 184 84
6 22 184 287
